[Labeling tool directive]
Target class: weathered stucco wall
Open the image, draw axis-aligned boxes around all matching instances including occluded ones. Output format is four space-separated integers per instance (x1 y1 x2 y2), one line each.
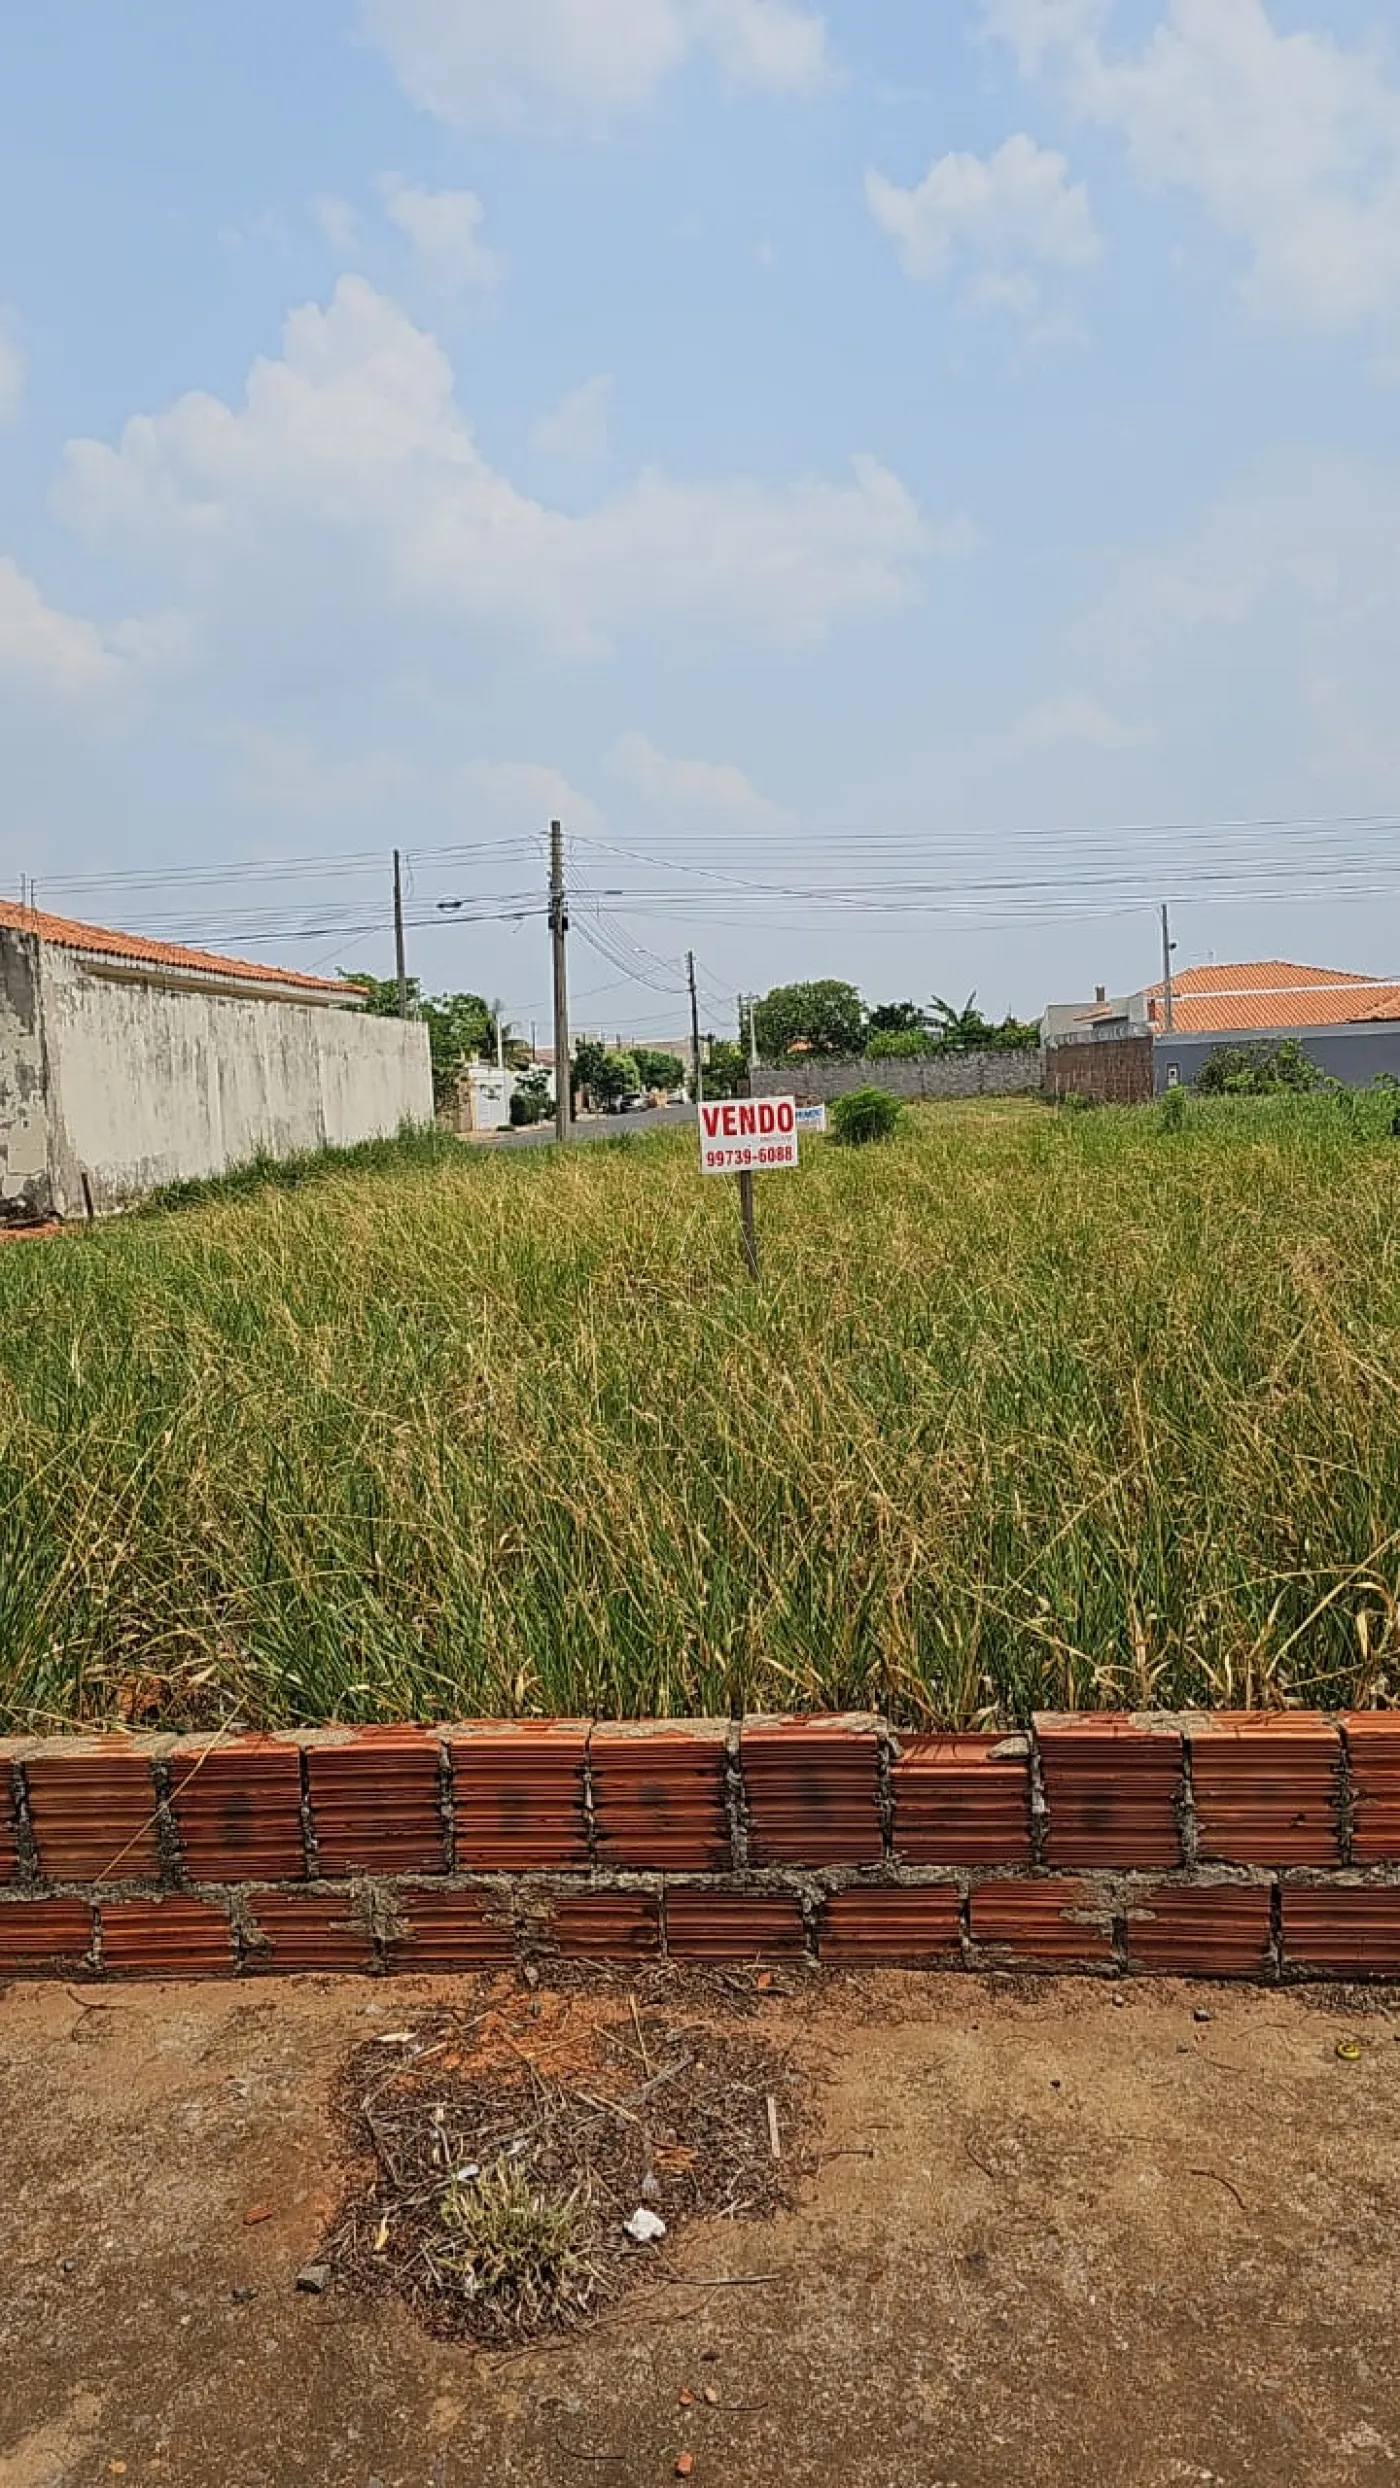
37 950 434 1214
0 927 54 1223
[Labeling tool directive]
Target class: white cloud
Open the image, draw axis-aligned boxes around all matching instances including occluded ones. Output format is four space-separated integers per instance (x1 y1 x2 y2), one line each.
986 0 1400 343
697 0 830 94
459 758 605 834
229 726 416 816
379 177 505 290
56 276 934 658
314 195 360 255
0 320 25 426
611 729 789 825
866 132 1099 314
532 374 613 463
0 557 125 695
361 0 832 132
1058 448 1400 801
1013 691 1144 748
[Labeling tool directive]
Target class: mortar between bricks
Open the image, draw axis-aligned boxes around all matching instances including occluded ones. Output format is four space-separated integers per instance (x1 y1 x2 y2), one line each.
3 1714 1400 1980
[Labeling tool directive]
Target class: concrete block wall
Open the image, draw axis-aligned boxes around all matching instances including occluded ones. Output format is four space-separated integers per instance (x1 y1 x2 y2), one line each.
752 1051 1040 1105
5 1711 1400 1982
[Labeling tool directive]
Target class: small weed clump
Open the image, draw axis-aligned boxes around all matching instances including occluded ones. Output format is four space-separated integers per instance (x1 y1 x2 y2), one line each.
436 2164 600 2334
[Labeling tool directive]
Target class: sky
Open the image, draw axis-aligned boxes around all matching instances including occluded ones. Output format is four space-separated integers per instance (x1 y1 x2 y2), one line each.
5 0 1400 1042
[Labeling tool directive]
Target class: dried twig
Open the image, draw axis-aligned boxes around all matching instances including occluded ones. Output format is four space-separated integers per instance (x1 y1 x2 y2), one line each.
1188 2167 1248 2213
629 1992 653 2081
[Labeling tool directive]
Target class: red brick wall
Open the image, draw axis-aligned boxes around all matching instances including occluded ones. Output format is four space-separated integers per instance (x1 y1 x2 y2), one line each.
1044 1035 1154 1104
0 1710 1395 1981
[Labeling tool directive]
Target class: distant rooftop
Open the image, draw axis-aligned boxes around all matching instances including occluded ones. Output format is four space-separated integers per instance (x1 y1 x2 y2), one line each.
0 897 360 1005
1144 960 1400 1035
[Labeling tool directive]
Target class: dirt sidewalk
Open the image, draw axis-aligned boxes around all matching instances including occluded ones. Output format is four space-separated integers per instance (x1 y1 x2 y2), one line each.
2 1969 1397 2487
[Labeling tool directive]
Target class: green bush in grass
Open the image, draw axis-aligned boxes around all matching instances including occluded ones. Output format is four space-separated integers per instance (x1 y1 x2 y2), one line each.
829 1087 903 1147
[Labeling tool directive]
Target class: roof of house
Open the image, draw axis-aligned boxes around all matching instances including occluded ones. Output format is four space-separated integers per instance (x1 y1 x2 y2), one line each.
0 897 358 1002
1143 959 1400 1035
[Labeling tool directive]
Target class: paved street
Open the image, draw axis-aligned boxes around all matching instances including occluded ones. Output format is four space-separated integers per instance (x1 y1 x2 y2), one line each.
492 1102 695 1148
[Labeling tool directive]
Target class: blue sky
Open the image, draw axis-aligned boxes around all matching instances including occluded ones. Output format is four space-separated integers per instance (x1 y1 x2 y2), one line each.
4 0 1400 1040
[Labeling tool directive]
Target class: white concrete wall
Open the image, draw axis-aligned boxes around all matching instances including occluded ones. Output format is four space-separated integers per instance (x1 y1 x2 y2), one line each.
0 929 54 1222
39 948 434 1213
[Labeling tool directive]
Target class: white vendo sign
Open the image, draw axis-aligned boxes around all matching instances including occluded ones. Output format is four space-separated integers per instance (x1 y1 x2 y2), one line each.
699 1095 799 1175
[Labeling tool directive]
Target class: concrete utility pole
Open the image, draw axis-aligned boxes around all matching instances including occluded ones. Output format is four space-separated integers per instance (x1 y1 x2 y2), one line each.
393 849 408 1019
687 951 703 1104
550 820 572 1145
745 994 760 1073
1160 901 1176 1034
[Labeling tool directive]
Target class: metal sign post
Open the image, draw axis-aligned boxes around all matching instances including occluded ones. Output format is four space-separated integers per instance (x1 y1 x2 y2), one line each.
697 1095 799 1278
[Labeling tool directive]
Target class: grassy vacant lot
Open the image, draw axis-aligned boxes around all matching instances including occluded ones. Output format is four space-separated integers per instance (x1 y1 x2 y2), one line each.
5 1096 1400 1733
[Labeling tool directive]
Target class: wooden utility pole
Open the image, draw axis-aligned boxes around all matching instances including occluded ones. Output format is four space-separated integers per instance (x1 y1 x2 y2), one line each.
1160 901 1175 1033
687 951 703 1103
550 819 572 1145
393 849 408 1018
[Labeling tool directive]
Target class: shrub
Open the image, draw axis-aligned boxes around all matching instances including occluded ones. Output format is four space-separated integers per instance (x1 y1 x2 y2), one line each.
1194 1038 1321 1097
509 1069 551 1127
829 1086 902 1146
866 1029 931 1060
1159 1085 1188 1132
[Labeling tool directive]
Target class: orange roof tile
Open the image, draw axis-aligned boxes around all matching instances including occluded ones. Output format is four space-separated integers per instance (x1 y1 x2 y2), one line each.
0 898 357 1000
1145 959 1400 1035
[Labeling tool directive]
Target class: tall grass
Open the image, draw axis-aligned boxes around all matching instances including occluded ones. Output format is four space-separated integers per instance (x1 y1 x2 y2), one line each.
5 1096 1400 1731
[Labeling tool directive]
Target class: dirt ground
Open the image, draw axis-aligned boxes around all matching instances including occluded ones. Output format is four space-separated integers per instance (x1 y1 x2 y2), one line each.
3 1967 1398 2488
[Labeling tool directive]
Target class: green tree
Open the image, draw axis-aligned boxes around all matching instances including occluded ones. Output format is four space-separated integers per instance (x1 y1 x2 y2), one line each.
753 979 864 1061
342 972 413 1020
574 1042 641 1108
571 1037 608 1107
927 992 996 1052
592 1050 641 1106
867 1028 932 1060
632 1048 685 1092
866 1000 926 1038
509 1067 552 1127
701 1039 747 1099
987 1011 1041 1051
344 975 497 1105
925 993 1039 1054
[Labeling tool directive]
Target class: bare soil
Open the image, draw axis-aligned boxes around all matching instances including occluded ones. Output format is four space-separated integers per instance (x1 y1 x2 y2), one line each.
3 1966 1399 2487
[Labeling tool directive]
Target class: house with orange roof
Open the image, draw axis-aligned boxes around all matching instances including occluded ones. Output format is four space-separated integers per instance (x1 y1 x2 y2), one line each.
1044 958 1400 1100
0 899 432 1223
